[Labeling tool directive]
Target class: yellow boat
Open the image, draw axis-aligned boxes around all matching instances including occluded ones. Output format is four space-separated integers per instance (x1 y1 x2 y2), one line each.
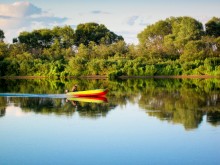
66 89 108 97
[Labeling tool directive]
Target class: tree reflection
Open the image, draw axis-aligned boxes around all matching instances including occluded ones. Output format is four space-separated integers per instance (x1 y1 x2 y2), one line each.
0 97 6 118
0 78 219 129
76 103 114 119
207 111 220 126
137 78 220 130
0 108 6 117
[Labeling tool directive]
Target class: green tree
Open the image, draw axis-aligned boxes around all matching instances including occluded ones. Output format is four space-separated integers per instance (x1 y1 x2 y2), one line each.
74 22 123 46
180 40 206 62
205 17 220 37
52 26 75 48
138 16 204 57
18 29 53 50
138 20 172 47
65 56 88 76
137 20 172 59
168 17 204 53
42 39 63 60
0 41 8 76
0 42 8 60
0 29 5 42
8 43 28 58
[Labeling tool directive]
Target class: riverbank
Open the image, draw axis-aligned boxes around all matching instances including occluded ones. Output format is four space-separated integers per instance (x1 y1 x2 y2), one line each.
0 75 219 80
119 75 220 79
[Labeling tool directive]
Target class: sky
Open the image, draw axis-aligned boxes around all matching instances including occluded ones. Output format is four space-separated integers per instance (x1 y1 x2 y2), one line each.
0 0 220 44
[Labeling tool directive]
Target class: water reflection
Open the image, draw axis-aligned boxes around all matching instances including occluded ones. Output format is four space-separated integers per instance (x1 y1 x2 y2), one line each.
0 78 220 129
207 111 220 126
136 79 220 130
0 108 6 117
0 96 112 118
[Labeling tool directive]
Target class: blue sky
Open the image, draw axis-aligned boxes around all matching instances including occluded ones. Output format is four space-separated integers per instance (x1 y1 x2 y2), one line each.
0 0 219 44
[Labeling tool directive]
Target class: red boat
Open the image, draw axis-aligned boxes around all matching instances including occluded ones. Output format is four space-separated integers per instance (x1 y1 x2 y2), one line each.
66 89 108 97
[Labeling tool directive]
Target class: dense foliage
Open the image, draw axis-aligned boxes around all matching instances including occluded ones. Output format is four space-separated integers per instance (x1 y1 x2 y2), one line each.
205 17 220 37
0 17 220 78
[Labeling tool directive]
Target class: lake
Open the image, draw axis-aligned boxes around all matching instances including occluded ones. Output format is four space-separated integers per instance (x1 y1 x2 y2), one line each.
0 78 220 165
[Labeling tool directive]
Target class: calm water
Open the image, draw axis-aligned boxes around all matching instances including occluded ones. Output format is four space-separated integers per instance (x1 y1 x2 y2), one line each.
0 78 220 165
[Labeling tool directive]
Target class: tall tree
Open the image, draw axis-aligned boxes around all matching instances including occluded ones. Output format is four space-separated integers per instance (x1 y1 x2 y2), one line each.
0 29 5 42
138 16 204 56
52 26 75 48
205 17 220 37
74 22 123 46
138 20 172 46
18 29 53 49
137 20 173 59
172 17 204 43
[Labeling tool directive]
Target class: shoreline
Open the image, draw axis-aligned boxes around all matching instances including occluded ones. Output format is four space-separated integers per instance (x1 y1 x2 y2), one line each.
0 75 219 80
118 75 220 79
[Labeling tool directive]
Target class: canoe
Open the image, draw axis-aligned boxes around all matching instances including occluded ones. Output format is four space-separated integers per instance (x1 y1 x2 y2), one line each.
66 89 108 97
67 97 107 103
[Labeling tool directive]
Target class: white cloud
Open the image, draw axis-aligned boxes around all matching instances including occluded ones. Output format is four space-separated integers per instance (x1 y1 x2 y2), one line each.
0 1 68 43
0 1 41 18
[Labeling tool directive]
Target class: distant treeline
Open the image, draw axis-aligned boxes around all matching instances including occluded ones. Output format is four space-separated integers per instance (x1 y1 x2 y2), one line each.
0 16 220 78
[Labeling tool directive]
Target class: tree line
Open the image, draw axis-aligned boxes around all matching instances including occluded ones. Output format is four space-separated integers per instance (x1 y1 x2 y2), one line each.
0 16 220 78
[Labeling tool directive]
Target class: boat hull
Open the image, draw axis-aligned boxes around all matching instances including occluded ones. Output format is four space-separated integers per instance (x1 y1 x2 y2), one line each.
66 89 108 97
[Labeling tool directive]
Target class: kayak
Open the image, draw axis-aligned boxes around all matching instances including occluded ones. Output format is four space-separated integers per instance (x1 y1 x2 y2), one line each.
67 97 107 103
66 89 108 97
